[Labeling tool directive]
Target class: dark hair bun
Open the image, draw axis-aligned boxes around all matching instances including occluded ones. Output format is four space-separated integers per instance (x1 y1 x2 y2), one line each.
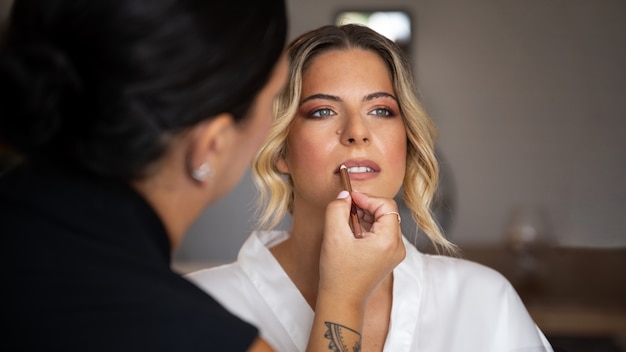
0 42 82 153
0 0 286 180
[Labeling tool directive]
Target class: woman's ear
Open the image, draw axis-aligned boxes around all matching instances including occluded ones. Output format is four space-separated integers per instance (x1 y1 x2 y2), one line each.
275 153 290 174
187 113 235 180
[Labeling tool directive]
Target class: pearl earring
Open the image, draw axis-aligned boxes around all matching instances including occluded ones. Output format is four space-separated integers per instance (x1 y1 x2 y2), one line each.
191 162 214 181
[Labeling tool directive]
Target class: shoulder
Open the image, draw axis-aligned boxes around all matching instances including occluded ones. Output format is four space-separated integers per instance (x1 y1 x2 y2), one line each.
159 273 260 351
184 261 269 317
417 252 523 312
184 259 293 350
413 253 551 349
185 264 262 322
417 252 540 326
185 262 249 296
421 252 512 293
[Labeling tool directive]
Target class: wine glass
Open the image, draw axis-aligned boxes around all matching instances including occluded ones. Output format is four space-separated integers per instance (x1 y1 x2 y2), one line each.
503 204 552 277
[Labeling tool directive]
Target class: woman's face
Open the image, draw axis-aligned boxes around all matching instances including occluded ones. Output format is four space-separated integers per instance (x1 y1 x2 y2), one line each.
277 48 407 211
215 55 288 200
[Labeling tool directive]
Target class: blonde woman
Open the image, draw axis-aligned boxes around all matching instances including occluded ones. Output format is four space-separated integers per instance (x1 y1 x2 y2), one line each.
188 24 553 352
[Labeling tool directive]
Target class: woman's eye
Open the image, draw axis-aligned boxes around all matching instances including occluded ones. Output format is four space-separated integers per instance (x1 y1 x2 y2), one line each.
369 108 393 117
310 108 335 119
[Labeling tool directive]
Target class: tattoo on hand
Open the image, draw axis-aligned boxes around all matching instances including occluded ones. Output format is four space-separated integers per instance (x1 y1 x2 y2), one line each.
323 322 361 352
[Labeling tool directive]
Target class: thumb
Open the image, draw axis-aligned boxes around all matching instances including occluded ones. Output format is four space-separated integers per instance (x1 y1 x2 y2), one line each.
324 190 354 237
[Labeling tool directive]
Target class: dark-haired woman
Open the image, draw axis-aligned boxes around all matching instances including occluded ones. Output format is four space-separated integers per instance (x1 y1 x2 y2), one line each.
0 1 404 351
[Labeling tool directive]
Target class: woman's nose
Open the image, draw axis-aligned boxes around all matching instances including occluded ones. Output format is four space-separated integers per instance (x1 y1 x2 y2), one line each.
340 114 371 145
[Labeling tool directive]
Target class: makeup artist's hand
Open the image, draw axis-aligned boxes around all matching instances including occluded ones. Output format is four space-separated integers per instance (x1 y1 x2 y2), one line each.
306 190 405 352
318 190 405 307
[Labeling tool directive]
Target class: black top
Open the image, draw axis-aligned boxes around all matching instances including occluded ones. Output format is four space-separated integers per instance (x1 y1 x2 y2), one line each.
0 162 258 351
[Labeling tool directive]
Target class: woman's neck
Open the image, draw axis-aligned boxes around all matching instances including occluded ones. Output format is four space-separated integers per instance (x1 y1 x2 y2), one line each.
130 146 207 251
270 205 326 308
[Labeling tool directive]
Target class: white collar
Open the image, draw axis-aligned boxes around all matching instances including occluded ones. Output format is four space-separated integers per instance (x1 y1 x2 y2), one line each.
238 230 425 351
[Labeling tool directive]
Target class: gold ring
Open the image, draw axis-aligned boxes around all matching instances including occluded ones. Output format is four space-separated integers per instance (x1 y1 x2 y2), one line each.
377 211 401 224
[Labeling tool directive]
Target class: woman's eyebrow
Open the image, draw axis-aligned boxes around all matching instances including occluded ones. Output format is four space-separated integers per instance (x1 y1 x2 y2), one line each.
364 92 397 102
300 91 397 105
300 93 342 105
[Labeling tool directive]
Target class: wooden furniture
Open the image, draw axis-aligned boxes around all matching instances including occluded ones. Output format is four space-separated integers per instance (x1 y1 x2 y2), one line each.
460 245 626 345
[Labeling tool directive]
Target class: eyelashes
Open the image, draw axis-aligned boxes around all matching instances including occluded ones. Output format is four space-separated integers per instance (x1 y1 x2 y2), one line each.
305 107 397 120
310 108 336 119
368 108 393 117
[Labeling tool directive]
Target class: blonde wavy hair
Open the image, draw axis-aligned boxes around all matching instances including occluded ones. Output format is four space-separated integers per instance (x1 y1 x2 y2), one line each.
253 24 455 253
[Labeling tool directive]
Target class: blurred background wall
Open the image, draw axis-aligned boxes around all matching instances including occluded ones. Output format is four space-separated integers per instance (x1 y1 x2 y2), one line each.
1 0 624 263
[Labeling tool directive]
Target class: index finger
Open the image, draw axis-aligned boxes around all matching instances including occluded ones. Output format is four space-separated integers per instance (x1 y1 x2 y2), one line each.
350 191 399 221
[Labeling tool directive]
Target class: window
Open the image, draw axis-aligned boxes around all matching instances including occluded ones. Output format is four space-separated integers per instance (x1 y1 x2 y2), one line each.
335 10 412 55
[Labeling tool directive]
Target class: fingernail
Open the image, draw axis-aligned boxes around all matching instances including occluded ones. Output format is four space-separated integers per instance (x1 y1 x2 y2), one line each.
337 190 350 199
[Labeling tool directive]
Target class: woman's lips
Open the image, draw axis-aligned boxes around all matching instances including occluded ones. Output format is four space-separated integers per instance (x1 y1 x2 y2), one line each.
344 165 375 173
336 160 380 181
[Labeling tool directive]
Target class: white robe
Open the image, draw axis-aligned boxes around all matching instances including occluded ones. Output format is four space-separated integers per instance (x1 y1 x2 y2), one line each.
186 231 553 352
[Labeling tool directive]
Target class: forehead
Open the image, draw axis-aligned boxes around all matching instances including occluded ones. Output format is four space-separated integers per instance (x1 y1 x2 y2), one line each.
301 48 394 95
